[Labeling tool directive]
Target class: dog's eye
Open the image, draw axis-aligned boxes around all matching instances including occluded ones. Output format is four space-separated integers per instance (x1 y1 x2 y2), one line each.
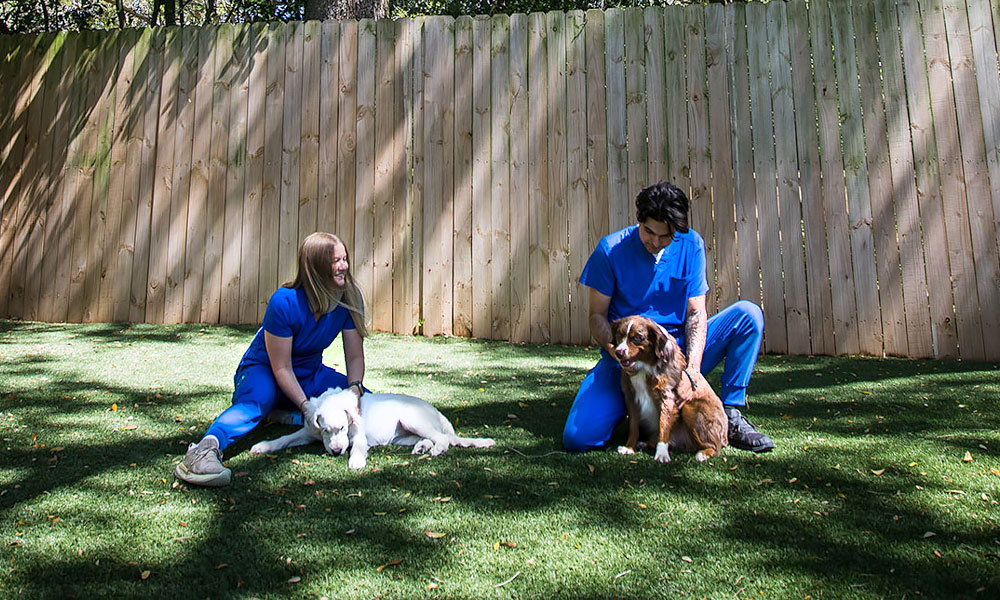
630 334 644 343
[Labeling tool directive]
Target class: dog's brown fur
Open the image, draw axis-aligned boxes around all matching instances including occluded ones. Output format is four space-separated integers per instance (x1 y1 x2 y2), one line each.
610 315 728 463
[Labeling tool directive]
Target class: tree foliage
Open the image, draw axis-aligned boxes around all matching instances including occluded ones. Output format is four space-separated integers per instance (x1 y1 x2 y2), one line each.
0 0 690 34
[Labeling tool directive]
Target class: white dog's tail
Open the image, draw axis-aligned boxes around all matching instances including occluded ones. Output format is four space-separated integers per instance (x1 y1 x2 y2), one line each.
450 436 495 448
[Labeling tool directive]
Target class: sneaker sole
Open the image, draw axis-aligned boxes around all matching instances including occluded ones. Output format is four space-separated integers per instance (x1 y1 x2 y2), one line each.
174 463 232 487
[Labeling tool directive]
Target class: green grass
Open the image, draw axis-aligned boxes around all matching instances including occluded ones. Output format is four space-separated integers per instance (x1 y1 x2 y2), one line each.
1 319 999 599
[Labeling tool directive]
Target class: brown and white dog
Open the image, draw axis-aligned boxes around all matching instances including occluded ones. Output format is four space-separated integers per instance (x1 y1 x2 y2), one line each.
610 315 728 463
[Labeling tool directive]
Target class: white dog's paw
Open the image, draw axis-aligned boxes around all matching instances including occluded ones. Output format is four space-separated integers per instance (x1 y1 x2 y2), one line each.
429 443 448 457
653 442 672 463
695 450 711 462
249 442 271 455
412 439 433 455
348 454 367 469
617 445 635 455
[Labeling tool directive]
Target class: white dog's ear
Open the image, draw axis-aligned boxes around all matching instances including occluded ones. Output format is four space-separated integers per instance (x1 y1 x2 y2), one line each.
345 405 361 426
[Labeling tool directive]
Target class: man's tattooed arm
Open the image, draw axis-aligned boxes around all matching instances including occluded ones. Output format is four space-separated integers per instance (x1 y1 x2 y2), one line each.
684 298 708 372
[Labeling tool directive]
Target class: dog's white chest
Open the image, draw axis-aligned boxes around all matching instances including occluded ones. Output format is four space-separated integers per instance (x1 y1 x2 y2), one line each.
629 370 660 427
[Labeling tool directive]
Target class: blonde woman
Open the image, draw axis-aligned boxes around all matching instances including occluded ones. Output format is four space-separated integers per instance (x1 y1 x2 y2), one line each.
175 232 368 487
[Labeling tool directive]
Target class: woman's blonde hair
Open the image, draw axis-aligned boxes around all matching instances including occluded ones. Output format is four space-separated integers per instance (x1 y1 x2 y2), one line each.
285 232 368 337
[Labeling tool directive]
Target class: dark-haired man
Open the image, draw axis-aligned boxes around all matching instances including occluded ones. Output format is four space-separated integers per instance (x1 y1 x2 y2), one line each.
563 181 774 454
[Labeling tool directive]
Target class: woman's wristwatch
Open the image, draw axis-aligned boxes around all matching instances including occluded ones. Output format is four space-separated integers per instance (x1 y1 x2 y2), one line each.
349 380 364 396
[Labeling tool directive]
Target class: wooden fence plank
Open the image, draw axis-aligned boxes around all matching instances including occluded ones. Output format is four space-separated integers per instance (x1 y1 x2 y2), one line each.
768 2 810 354
787 0 835 355
874 0 932 357
164 27 196 324
131 29 165 322
298 20 321 242
566 10 589 345
201 25 231 323
644 7 666 182
117 29 154 322
489 14 511 340
528 12 550 343
547 10 570 345
83 34 119 323
145 27 182 324
238 23 268 324
585 9 609 255
969 0 1000 323
923 0 986 359
686 6 715 315
453 15 474 337
0 35 37 318
831 0 883 356
810 0 860 354
279 22 304 291
220 25 249 325
336 20 358 272
422 16 450 337
509 13 531 343
727 7 761 312
98 30 135 323
374 18 397 333
663 7 688 192
355 19 378 327
898 0 958 357
604 9 628 233
11 35 62 320
75 32 119 322
257 23 286 321
705 5 738 313
854 0 906 356
183 27 215 323
624 7 647 198
394 18 418 334
944 0 1000 358
409 19 425 334
747 3 787 354
317 21 339 237
41 33 80 323
471 15 492 339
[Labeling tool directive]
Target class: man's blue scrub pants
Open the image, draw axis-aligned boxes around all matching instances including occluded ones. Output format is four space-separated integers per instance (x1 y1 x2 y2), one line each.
562 300 763 452
204 364 351 451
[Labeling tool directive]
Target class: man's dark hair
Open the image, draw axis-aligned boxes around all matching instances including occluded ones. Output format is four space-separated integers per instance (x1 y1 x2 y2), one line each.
635 181 690 233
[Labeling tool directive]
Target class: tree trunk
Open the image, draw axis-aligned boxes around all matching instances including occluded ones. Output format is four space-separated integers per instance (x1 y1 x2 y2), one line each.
115 0 126 28
304 0 388 21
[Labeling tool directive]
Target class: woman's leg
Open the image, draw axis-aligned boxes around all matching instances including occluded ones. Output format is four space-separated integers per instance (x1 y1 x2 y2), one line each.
562 353 627 452
203 365 285 451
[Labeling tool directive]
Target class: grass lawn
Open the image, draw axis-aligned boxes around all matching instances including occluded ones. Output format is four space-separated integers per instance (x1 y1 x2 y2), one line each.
1 319 999 599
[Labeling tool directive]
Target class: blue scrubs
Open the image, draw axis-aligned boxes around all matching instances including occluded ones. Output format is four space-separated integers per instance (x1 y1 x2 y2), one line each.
562 225 764 452
204 286 356 450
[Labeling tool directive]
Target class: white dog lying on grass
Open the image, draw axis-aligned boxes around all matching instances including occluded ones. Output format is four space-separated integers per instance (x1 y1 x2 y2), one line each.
250 387 495 469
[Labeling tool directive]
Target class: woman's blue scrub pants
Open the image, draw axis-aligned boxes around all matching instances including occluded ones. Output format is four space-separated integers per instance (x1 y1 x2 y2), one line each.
562 300 763 452
204 364 350 451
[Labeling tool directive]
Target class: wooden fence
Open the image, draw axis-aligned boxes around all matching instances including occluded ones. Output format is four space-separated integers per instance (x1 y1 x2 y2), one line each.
1 0 999 360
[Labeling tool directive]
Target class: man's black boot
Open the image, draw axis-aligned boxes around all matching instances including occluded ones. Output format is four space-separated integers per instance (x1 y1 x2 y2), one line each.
724 406 774 453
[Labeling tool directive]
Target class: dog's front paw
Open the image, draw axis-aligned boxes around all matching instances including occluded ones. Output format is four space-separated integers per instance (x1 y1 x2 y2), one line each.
347 454 367 469
249 442 272 455
412 439 433 454
653 442 671 463
617 445 635 455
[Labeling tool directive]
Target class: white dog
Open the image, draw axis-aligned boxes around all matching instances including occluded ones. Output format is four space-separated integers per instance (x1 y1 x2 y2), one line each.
249 387 495 469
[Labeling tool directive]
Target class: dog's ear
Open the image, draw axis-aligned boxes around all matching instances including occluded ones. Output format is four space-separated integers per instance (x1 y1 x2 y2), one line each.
345 405 361 427
654 326 672 374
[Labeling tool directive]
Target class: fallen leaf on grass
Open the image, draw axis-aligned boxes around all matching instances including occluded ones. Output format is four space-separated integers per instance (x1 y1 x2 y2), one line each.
587 464 595 473
112 404 118 412
140 571 150 580
121 424 137 431
288 576 301 583
943 490 965 495
963 451 974 463
376 558 403 572
215 563 228 569
424 530 446 539
871 469 885 476
493 541 517 549
923 531 936 538
681 556 693 563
